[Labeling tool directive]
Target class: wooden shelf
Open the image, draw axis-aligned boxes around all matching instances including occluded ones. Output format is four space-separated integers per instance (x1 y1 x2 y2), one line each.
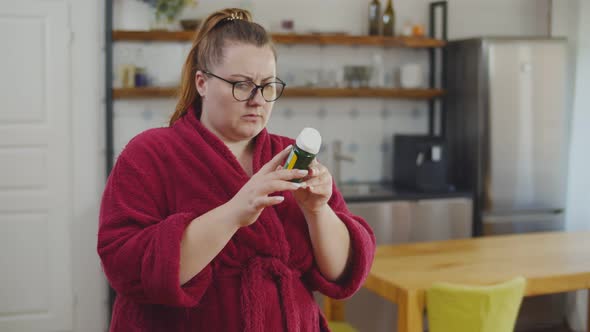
113 87 445 100
113 87 178 99
272 34 445 48
113 30 195 42
284 87 445 99
112 30 446 48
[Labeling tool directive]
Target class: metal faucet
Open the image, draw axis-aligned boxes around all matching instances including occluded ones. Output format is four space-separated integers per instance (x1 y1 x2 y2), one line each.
332 140 355 188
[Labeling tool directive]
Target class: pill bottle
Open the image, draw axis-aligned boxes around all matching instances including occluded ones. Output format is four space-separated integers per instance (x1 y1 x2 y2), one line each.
283 128 322 181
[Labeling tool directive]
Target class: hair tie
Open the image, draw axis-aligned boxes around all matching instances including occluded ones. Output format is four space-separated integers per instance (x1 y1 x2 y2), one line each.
225 12 242 22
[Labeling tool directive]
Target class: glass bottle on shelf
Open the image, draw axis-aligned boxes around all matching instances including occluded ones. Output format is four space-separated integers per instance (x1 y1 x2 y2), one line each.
382 0 395 36
371 53 385 87
368 0 381 36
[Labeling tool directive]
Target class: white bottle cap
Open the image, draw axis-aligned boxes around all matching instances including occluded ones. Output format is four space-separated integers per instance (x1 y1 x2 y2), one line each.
296 127 322 155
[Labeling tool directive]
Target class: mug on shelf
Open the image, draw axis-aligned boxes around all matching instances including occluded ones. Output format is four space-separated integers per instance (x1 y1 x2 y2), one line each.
399 64 423 89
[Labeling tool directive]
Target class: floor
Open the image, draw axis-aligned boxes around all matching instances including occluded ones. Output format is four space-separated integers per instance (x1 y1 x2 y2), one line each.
525 323 573 332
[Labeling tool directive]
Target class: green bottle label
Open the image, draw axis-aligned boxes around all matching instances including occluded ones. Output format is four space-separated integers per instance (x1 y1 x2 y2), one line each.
283 145 316 182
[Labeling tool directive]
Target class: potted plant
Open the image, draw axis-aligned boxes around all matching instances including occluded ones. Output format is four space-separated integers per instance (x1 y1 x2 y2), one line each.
141 0 197 30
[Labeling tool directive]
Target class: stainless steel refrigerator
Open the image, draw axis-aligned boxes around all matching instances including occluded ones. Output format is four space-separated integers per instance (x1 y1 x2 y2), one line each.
445 37 570 330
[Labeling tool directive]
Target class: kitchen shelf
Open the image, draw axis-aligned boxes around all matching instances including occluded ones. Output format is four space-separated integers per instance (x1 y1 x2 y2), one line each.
114 87 178 99
284 87 445 99
112 30 446 48
113 87 446 100
272 34 446 48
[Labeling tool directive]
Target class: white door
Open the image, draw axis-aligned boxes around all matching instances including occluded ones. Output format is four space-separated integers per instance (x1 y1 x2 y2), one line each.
0 1 73 331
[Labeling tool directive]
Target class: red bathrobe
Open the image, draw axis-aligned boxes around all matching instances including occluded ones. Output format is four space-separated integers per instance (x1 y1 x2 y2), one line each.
98 107 376 331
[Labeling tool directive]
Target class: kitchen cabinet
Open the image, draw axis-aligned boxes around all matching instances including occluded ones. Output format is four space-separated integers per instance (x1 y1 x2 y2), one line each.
410 198 473 241
321 197 472 332
347 200 414 245
346 197 472 245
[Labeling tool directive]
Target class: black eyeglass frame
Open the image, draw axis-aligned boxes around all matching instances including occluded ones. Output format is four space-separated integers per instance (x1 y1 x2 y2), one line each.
202 70 286 102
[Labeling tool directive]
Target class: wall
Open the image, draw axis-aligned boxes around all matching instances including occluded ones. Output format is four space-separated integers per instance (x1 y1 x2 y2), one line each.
555 0 590 330
448 0 550 39
561 2 590 230
112 0 549 184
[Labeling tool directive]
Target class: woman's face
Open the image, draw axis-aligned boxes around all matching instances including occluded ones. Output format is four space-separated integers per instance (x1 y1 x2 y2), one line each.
196 42 277 144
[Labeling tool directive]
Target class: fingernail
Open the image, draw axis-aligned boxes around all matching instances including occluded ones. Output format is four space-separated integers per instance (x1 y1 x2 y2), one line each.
292 182 303 189
284 145 292 151
299 182 308 188
296 169 308 175
274 196 285 202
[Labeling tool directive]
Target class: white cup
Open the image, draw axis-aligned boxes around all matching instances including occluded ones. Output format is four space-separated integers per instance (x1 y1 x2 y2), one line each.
400 64 423 89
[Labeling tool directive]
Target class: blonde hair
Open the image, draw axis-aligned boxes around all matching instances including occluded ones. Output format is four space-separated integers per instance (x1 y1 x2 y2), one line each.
170 8 276 125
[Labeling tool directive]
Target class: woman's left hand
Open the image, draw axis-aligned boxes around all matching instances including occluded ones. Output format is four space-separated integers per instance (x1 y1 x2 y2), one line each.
292 159 333 214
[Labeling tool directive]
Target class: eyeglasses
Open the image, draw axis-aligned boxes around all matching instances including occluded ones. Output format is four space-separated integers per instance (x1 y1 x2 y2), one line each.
202 71 286 102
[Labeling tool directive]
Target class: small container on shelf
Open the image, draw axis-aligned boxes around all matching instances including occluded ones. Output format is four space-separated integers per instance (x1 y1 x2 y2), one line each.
318 67 340 88
280 19 295 33
402 21 413 37
412 24 425 37
180 19 202 31
134 67 150 87
271 19 295 34
343 65 373 88
300 68 319 87
119 64 137 88
381 0 396 36
399 64 424 89
371 54 385 87
368 0 381 36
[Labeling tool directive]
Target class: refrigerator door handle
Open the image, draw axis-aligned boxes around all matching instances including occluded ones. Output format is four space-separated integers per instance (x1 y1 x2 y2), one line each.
483 208 565 235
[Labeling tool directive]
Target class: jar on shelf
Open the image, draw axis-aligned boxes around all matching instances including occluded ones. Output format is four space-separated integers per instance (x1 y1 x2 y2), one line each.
134 67 149 87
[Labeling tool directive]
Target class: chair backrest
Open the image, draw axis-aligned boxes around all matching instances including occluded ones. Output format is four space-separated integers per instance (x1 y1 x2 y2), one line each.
427 277 526 332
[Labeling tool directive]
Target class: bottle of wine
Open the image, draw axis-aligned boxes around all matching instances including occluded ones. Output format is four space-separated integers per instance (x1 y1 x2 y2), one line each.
368 0 381 36
382 0 395 36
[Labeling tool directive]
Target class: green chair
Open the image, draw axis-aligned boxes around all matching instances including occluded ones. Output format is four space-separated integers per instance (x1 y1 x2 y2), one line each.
427 277 526 332
327 321 358 332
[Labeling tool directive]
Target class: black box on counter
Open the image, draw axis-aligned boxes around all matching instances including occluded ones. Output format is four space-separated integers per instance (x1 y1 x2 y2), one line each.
393 135 451 193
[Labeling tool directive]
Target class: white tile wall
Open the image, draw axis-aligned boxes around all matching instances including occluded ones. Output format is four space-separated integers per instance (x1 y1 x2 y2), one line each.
112 42 430 182
112 0 548 182
113 99 175 157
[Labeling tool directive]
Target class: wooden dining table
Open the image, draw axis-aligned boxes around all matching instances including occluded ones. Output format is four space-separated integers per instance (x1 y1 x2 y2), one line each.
362 231 590 332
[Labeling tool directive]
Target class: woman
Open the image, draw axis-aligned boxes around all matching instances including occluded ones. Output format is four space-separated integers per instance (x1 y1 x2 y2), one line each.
98 8 375 332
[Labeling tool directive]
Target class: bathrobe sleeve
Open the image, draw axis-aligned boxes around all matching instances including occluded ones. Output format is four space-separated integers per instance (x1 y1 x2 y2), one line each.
303 183 376 299
97 142 213 307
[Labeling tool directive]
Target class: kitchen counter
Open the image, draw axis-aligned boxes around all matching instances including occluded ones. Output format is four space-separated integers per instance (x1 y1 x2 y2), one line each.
339 182 472 202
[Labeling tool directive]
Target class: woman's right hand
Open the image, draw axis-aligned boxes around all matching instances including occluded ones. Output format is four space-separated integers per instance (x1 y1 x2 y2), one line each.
227 145 309 228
